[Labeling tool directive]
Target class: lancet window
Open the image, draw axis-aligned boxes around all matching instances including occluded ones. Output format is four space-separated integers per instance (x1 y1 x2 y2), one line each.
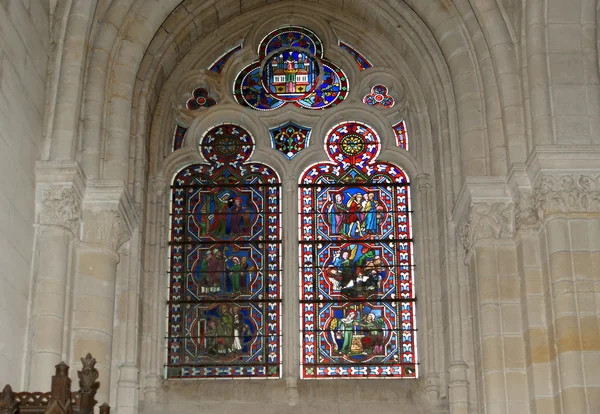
299 121 417 378
167 124 282 378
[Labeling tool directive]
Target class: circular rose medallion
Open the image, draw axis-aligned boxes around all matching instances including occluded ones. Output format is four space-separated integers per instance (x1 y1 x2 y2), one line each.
262 49 320 101
339 134 366 156
214 135 240 157
200 124 254 165
325 122 381 165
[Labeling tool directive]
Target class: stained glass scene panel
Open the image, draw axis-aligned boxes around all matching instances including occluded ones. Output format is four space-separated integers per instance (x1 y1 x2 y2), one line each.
168 124 281 379
299 122 417 379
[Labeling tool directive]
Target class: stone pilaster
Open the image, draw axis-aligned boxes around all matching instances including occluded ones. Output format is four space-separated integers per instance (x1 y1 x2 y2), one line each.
27 161 85 391
530 173 600 412
72 181 137 406
509 167 557 414
455 178 530 413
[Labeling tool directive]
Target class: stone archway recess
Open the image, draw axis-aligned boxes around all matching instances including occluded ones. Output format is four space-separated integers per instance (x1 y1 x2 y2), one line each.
29 0 600 413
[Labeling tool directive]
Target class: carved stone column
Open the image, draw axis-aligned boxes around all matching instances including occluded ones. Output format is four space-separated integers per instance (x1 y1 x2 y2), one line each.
141 178 167 404
531 174 600 412
72 182 136 406
282 174 299 406
415 174 442 401
455 179 530 413
28 162 84 391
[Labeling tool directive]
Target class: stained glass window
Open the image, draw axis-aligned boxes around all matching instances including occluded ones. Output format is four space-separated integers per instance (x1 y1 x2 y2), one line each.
234 26 349 111
299 121 417 379
363 85 395 108
172 124 188 151
269 121 311 160
167 124 281 379
186 88 217 110
393 120 408 150
209 44 242 73
338 41 373 71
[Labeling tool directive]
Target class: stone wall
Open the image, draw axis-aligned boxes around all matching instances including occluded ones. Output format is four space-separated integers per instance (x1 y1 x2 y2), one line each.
0 0 49 387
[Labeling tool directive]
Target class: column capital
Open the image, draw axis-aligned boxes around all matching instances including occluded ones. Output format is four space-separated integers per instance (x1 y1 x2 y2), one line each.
524 146 600 220
36 161 86 232
532 173 600 219
415 173 432 192
457 202 514 252
81 181 138 251
453 177 514 252
283 175 296 193
39 187 82 232
151 176 168 198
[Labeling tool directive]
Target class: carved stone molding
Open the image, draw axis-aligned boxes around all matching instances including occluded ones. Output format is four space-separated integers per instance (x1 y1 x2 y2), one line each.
514 190 539 230
283 175 296 193
415 173 432 192
532 174 600 219
82 210 130 251
458 202 514 252
81 181 138 251
151 177 168 198
40 186 81 232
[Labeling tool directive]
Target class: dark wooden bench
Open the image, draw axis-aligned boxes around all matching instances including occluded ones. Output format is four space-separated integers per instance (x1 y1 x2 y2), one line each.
0 354 109 414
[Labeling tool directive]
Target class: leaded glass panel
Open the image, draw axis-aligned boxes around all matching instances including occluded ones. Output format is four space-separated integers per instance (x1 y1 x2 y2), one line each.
233 26 348 111
167 124 281 379
299 122 417 379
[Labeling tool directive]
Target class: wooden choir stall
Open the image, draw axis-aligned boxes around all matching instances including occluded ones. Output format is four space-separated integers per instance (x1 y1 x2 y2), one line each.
0 354 109 414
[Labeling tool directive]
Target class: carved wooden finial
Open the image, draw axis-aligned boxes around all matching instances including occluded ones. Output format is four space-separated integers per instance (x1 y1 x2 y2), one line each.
55 361 70 377
0 385 18 414
78 354 99 395
0 385 12 400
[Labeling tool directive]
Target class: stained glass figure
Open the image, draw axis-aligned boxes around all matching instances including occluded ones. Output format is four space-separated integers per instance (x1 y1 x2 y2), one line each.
168 124 281 379
269 121 311 160
300 121 417 379
363 85 394 108
393 120 408 150
186 88 217 110
172 124 188 151
209 44 242 73
338 41 373 71
233 26 348 111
